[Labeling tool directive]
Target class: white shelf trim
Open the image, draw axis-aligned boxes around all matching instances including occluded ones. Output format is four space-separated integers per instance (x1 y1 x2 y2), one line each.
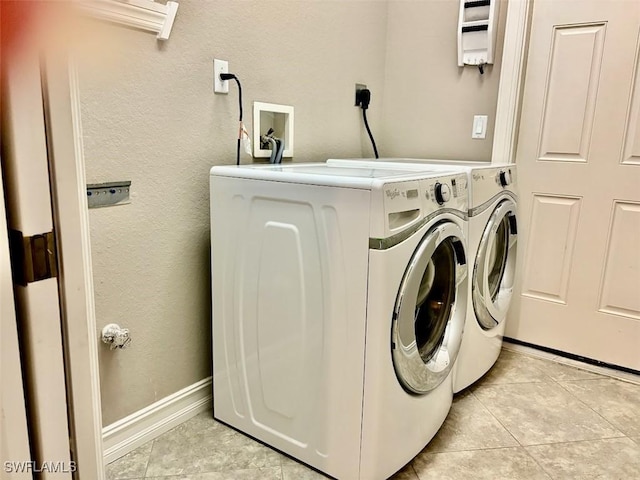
80 0 179 40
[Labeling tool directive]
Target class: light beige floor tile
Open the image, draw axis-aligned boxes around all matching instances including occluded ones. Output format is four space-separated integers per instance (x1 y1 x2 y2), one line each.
281 464 328 479
425 391 518 453
145 466 282 479
145 414 281 476
280 456 418 479
390 463 420 480
474 382 622 445
412 447 551 480
473 350 552 386
503 344 640 385
560 378 640 436
525 356 602 382
279 454 302 468
106 441 153 480
526 437 640 479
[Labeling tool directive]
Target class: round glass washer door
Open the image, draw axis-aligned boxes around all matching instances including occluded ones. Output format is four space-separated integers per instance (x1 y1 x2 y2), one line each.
392 221 467 395
473 199 517 330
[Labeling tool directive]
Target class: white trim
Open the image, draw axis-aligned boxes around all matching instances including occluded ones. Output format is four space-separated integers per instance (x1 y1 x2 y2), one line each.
42 54 105 479
102 377 213 464
491 0 531 165
79 0 179 40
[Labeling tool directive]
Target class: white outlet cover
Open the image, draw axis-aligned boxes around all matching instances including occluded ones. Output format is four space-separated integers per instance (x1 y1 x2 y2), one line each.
214 59 229 94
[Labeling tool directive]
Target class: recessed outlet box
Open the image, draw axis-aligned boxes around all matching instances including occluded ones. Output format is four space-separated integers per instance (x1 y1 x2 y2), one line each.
214 59 229 94
253 102 294 159
355 83 367 106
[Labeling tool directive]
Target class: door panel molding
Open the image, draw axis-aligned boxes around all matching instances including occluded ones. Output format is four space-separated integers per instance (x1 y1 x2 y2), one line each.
598 200 640 320
538 23 606 163
522 194 582 304
621 28 640 165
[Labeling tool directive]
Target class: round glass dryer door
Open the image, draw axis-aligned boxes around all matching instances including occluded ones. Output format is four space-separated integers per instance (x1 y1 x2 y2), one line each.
392 221 467 395
473 199 518 330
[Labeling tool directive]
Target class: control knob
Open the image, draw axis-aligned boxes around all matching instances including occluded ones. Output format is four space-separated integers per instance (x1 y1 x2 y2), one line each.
498 170 511 187
434 182 451 204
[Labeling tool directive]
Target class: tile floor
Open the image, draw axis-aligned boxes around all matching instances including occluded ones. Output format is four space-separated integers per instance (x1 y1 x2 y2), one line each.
107 349 640 480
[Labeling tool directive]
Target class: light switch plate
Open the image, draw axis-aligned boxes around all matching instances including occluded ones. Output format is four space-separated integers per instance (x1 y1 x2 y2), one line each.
472 115 488 139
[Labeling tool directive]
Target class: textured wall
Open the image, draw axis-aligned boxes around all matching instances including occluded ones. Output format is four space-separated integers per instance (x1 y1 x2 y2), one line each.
381 0 508 161
78 0 389 425
79 0 507 426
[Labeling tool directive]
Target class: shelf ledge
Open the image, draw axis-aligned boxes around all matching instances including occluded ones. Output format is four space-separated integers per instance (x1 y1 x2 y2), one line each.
79 0 179 41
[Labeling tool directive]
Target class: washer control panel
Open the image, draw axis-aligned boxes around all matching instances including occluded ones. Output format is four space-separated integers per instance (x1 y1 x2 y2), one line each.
381 173 468 236
424 174 467 208
434 182 452 204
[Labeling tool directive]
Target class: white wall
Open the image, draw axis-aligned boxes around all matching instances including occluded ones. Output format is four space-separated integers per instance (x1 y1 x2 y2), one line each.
381 0 508 161
78 0 389 426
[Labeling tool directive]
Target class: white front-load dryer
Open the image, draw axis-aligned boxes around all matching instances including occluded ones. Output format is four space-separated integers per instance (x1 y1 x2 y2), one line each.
327 159 518 392
453 164 517 392
210 162 469 479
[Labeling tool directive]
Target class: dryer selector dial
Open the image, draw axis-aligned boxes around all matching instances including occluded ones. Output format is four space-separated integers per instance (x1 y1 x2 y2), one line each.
498 170 512 187
434 182 451 204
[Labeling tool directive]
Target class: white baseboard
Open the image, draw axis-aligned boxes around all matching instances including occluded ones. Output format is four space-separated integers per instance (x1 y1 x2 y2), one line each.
102 377 212 464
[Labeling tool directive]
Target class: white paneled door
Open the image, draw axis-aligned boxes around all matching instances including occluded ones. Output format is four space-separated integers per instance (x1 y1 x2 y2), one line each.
508 0 640 370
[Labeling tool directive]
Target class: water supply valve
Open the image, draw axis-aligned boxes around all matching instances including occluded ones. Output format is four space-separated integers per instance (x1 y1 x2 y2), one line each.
101 323 132 350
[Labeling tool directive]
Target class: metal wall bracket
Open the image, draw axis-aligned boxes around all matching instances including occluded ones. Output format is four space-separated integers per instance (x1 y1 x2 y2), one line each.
9 230 58 286
87 181 131 209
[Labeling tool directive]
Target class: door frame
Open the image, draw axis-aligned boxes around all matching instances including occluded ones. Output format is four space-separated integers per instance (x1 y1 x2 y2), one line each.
44 0 531 467
41 54 105 478
492 0 532 166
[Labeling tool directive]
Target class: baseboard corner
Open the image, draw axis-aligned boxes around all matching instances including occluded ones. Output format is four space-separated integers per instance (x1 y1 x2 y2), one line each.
102 376 212 464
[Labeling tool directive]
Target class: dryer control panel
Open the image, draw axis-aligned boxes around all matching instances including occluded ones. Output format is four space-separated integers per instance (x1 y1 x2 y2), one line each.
470 165 517 207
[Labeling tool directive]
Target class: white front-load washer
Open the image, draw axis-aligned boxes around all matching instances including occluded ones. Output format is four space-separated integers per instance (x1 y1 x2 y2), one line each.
327 159 518 392
210 162 469 479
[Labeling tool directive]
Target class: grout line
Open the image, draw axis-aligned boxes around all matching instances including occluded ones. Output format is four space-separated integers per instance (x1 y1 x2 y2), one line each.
519 445 555 480
408 462 419 479
522 434 630 449
553 380 626 437
467 389 523 448
142 437 156 479
500 350 628 443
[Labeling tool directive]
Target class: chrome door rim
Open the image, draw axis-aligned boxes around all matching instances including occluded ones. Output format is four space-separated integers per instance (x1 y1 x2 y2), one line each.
473 199 517 330
391 221 467 395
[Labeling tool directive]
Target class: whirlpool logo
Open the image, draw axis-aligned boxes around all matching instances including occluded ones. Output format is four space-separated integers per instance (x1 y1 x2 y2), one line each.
385 188 401 200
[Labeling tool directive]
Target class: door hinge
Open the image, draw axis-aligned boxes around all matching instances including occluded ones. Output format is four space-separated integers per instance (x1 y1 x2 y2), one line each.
9 230 58 286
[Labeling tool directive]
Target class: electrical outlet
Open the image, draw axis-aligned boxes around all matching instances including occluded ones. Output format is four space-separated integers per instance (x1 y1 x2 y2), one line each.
355 83 367 107
214 59 229 94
